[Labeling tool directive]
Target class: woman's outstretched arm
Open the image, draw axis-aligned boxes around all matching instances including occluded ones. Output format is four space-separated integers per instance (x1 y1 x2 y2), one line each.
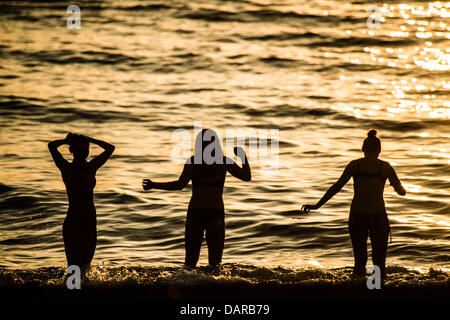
87 136 115 171
142 160 192 191
301 162 353 213
48 136 69 170
387 163 406 196
226 147 251 182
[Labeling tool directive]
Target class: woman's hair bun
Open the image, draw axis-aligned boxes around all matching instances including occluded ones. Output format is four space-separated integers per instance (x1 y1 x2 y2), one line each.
367 129 377 138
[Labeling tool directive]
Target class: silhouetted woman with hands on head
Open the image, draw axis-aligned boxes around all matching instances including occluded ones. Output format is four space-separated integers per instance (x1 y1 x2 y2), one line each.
48 133 115 279
301 130 405 279
142 129 251 269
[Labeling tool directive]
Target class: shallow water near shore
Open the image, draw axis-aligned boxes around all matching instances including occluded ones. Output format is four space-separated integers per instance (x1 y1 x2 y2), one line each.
1 264 449 290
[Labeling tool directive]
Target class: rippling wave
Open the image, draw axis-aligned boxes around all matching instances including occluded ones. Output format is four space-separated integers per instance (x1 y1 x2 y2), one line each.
1 264 448 288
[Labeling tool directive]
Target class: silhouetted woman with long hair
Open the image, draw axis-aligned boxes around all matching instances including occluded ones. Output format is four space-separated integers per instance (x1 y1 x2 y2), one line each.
302 130 405 279
142 129 251 268
48 133 115 277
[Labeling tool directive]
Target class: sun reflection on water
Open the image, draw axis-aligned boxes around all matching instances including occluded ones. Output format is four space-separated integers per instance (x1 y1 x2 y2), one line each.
333 2 450 121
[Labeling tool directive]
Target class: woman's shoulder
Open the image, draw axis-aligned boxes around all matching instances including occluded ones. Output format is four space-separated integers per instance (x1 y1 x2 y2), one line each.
347 158 362 168
378 158 392 167
187 155 229 166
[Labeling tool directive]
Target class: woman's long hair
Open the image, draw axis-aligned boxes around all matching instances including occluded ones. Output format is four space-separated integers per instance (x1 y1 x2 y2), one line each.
193 129 224 165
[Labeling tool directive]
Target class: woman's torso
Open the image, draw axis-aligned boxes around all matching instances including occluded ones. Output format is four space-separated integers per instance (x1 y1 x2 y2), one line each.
351 157 387 214
61 162 97 222
189 157 226 211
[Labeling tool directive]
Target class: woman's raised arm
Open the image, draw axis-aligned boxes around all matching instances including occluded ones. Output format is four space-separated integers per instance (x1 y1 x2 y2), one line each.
87 137 115 171
226 147 251 182
48 137 69 170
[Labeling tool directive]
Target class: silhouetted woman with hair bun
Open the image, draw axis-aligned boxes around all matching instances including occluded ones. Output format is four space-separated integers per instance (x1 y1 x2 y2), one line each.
302 129 405 280
48 133 115 278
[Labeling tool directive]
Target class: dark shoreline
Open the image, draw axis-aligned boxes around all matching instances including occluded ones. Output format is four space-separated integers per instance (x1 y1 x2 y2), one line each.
2 283 448 318
2 281 448 301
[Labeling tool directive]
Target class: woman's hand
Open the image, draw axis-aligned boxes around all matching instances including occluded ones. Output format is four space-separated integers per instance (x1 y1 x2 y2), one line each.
65 132 74 144
142 179 154 190
301 204 318 214
234 146 245 159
